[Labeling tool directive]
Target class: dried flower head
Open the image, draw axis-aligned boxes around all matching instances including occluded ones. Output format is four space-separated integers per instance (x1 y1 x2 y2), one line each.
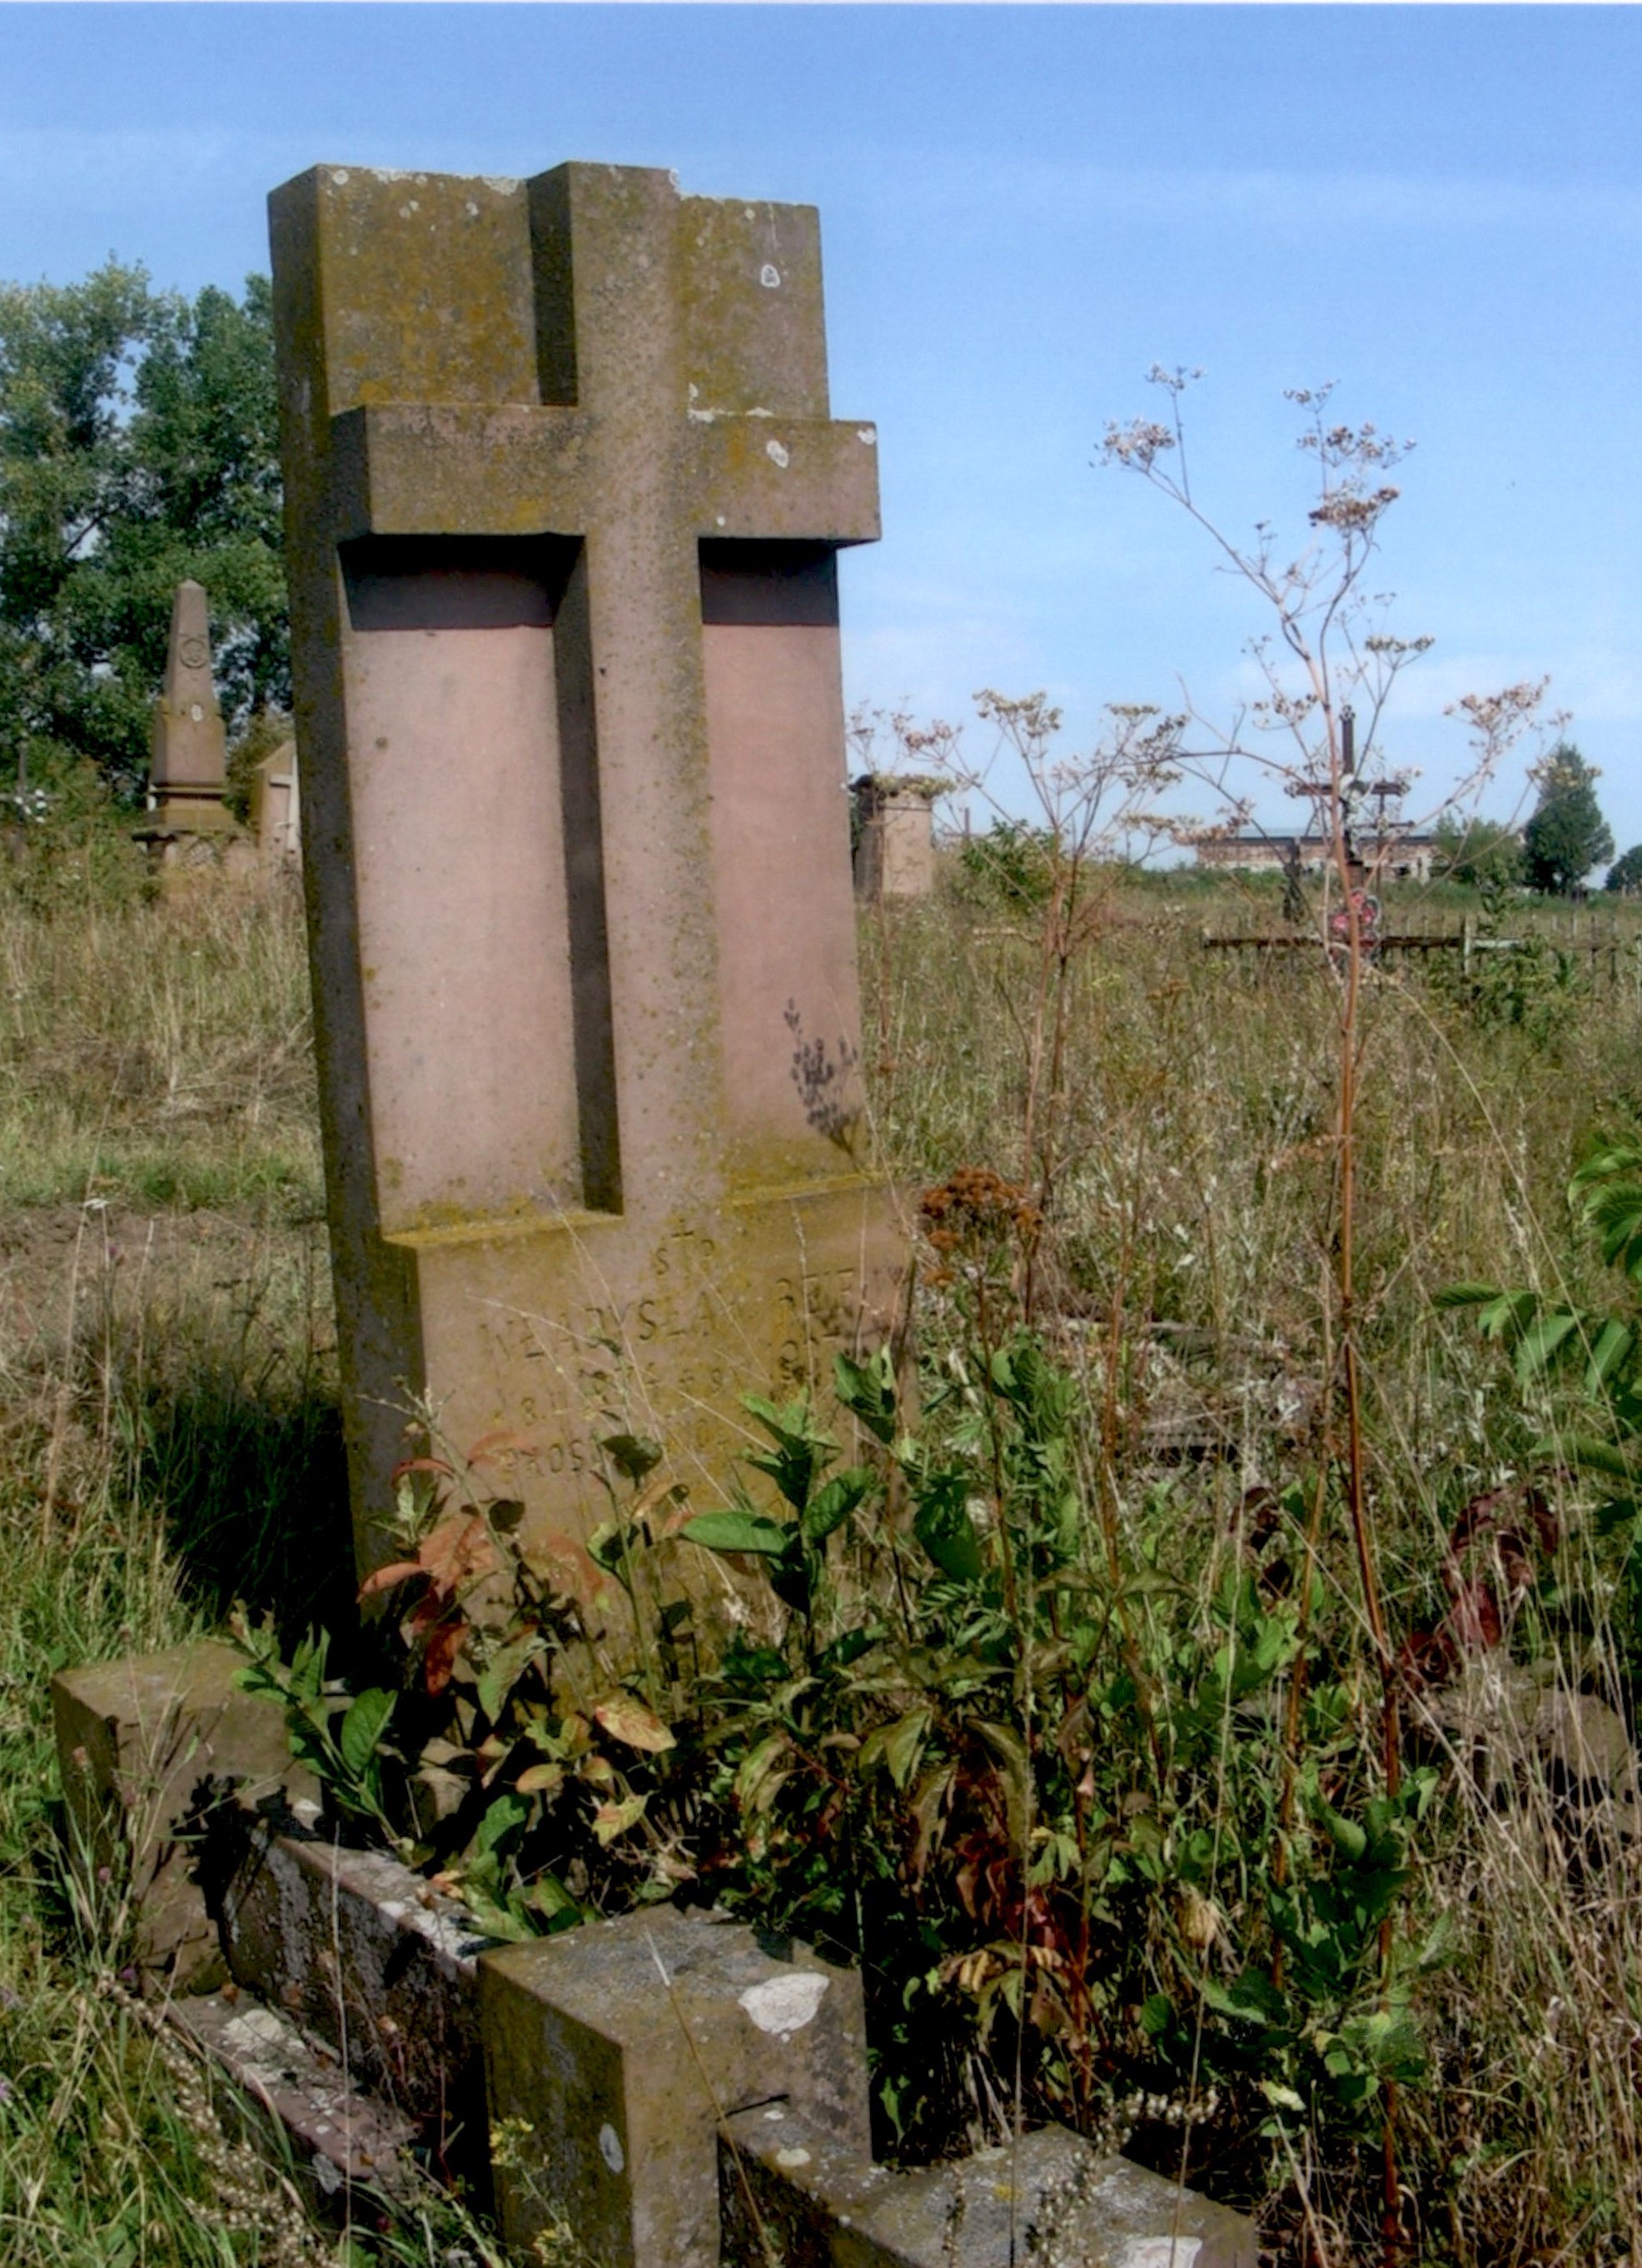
918 1168 1042 1262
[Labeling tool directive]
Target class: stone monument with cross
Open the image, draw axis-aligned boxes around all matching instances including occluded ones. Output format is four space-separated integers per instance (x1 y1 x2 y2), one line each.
270 162 904 1577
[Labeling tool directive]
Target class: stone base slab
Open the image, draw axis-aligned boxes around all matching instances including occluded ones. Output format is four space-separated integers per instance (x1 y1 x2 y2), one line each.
58 1638 1259 2268
721 2105 1257 2268
174 1988 419 2207
482 1905 870 2268
217 1814 490 2181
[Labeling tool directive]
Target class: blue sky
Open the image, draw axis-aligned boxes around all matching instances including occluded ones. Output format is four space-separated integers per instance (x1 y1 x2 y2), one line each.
2 5 1639 853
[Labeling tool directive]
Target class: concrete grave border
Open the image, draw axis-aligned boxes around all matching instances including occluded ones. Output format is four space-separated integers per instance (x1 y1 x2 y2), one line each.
53 1640 1256 2267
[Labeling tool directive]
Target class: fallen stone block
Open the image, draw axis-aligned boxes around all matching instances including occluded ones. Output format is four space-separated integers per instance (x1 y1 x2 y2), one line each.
52 1640 311 1988
481 1906 870 2267
719 2102 1257 2268
216 1813 490 2180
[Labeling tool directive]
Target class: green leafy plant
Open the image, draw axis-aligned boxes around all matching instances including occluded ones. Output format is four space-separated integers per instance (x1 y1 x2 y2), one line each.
236 1424 697 1943
233 1621 398 1835
1439 1137 1642 1666
682 1395 873 1642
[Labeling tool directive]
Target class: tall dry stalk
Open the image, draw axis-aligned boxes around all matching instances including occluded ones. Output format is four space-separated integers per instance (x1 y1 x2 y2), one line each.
1101 370 1566 2257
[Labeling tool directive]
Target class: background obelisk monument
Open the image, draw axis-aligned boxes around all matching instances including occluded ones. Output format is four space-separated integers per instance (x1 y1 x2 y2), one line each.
137 581 251 872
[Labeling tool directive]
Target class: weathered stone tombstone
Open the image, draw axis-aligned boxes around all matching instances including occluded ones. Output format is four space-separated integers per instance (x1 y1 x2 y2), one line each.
134 581 254 875
249 739 301 872
270 162 903 1574
853 772 946 901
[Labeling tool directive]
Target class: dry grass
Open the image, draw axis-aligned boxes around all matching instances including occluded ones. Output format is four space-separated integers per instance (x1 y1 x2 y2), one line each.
4 835 1642 2260
0 848 495 2264
0 858 320 1211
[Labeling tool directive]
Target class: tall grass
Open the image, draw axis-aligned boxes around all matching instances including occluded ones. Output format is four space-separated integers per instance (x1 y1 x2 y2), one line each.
0 854 320 1211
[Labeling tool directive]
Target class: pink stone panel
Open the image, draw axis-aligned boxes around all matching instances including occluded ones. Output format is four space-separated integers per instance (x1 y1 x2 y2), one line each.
702 621 862 1160
345 606 580 1230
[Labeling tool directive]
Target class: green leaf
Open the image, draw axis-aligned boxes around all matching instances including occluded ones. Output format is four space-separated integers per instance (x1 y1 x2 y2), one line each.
1434 1283 1502 1310
833 1348 898 1443
461 1882 534 1943
1576 1159 1642 1279
1478 1289 1539 1343
742 1393 819 1454
1586 1317 1635 1393
681 1509 794 1558
585 1521 625 1577
1416 1911 1458 1972
524 1872 583 1930
338 1687 395 1780
802 1468 873 1545
765 1543 815 1618
1533 1432 1635 1479
913 1474 984 1583
1138 1993 1174 2039
478 1631 547 1727
859 1705 933 1792
473 1788 530 1857
600 1433 662 1483
1198 1971 1284 2027
1512 1309 1581 1383
1308 1788 1367 1863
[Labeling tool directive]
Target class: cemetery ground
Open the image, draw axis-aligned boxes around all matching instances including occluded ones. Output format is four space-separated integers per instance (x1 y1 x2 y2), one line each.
5 839 1642 2266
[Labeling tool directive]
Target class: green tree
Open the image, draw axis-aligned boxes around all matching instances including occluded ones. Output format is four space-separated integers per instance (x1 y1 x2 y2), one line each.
1522 740 1614 895
1605 844 1642 895
1432 810 1523 891
0 262 286 802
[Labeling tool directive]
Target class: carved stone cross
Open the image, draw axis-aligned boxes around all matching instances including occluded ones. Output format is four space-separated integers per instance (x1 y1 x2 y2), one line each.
271 162 902 1573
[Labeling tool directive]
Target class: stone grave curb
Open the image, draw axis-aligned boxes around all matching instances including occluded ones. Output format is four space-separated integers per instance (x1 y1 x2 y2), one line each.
53 1641 1257 2266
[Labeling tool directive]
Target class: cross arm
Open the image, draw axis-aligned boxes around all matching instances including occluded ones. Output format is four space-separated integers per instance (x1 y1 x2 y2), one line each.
328 403 593 541
687 416 880 545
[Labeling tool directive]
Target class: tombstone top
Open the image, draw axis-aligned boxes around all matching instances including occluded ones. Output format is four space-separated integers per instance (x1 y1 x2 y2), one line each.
272 162 878 556
151 580 227 791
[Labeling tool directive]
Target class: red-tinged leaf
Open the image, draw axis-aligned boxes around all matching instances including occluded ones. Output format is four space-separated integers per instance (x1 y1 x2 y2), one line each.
423 1618 468 1695
391 1456 457 1485
1525 1486 1559 1558
417 1510 499 1598
1448 1486 1512 1559
1447 1578 1504 1652
1494 1528 1537 1598
535 1530 609 1612
358 1558 425 1600
594 1695 676 1754
401 1583 451 1643
1397 1627 1457 1693
591 1794 648 1846
465 1429 541 1468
